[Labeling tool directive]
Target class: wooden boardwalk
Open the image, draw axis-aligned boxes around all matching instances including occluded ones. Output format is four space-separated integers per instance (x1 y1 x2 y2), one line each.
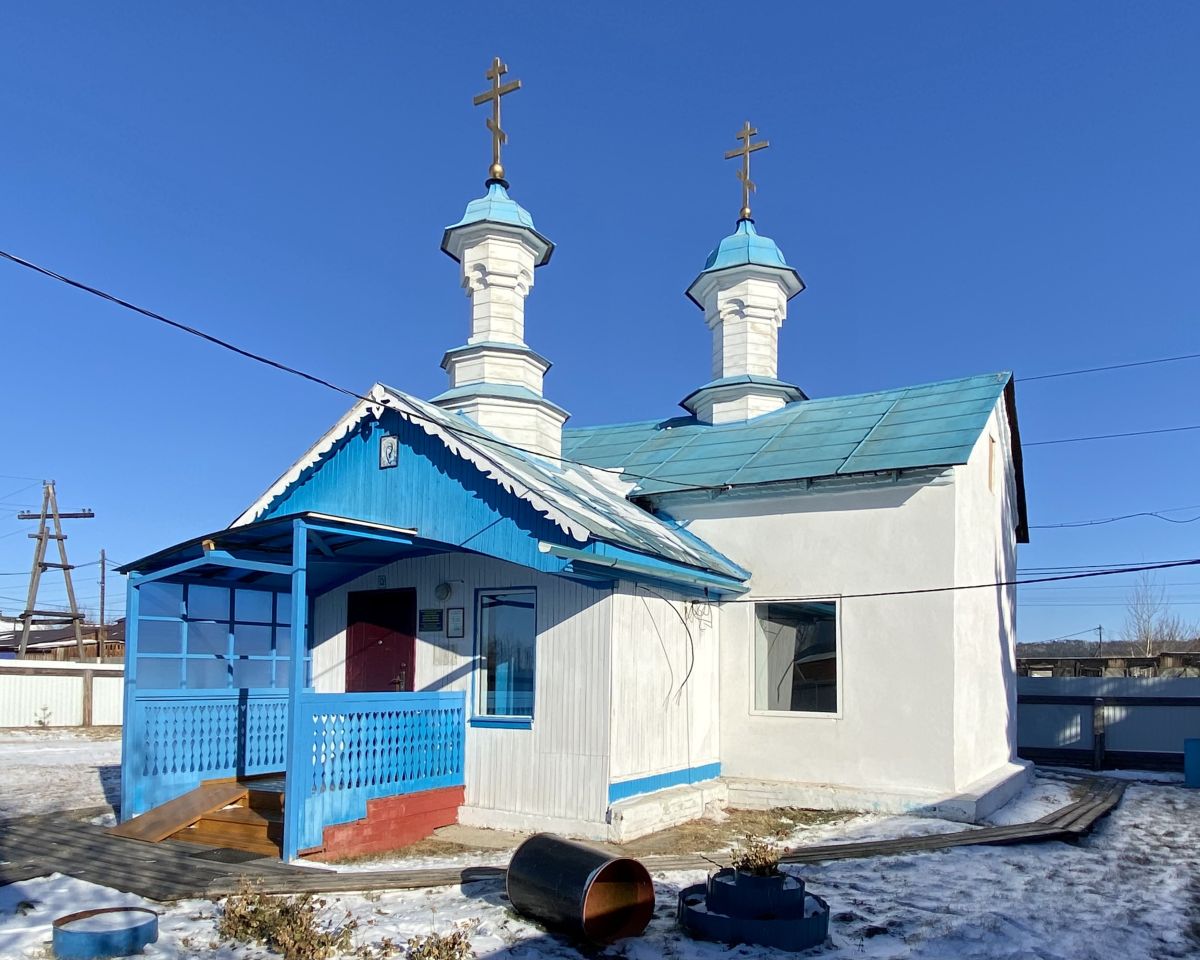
0 807 321 902
1 777 1126 902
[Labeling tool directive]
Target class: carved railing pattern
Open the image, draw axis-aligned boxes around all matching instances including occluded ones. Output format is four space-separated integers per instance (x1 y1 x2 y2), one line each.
292 691 465 851
125 690 288 814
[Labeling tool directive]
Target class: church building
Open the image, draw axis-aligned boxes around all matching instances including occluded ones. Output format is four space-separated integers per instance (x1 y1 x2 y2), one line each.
116 59 1030 860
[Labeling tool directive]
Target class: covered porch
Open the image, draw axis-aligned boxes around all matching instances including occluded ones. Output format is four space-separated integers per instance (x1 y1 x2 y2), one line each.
119 513 471 860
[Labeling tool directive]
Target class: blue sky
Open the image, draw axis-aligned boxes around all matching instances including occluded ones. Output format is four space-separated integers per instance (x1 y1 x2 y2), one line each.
1 3 1197 640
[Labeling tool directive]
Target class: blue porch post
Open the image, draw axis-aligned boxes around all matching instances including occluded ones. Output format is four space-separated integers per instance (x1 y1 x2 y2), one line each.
282 519 308 861
118 575 140 822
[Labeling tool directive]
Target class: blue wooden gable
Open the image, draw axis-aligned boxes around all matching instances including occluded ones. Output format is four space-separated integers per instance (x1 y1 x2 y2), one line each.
256 408 575 577
237 388 749 596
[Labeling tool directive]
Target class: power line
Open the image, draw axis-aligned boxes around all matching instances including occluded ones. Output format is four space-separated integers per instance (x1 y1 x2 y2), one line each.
1025 423 1200 448
1018 558 1190 572
1030 504 1200 529
1033 626 1101 643
1018 351 1200 383
4 247 1199 493
720 557 1200 603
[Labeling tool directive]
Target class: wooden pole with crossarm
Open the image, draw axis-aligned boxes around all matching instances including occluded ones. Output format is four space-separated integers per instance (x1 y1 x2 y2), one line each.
17 481 94 659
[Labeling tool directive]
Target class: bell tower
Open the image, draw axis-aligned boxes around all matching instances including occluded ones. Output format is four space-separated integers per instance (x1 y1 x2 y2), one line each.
432 57 569 458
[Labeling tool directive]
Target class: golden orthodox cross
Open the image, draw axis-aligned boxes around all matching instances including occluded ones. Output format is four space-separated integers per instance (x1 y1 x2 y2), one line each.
725 120 769 220
473 56 522 182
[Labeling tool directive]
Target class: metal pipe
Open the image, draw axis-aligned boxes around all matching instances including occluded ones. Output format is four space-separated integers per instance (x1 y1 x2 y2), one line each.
506 833 654 943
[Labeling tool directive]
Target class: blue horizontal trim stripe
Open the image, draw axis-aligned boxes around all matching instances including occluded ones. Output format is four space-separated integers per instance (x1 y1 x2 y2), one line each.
470 715 533 730
608 762 721 804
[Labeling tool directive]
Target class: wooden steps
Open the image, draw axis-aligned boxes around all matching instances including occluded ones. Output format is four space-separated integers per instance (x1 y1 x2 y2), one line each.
108 777 286 858
107 781 248 843
173 805 284 857
170 780 285 858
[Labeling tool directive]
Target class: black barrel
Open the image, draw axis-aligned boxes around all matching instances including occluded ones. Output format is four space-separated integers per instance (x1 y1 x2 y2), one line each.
506 833 655 943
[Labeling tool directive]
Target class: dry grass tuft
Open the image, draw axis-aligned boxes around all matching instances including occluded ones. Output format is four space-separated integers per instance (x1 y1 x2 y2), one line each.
729 835 782 876
405 924 476 960
217 880 398 960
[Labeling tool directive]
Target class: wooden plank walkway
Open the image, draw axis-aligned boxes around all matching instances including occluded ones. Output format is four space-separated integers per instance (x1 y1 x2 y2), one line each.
1 776 1126 901
0 808 324 902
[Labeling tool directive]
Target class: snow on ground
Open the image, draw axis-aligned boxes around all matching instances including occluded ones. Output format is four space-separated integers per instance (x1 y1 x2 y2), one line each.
0 729 120 820
2 781 1198 959
983 776 1075 826
1 733 1197 958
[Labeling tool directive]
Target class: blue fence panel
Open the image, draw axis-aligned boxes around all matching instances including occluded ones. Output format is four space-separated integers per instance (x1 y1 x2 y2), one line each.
291 691 466 852
124 689 288 815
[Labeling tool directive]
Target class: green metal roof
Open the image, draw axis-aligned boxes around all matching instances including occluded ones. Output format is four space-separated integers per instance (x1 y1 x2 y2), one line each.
562 371 1021 500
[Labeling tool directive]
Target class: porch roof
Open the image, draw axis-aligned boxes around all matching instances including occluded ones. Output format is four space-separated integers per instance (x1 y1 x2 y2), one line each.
117 513 438 594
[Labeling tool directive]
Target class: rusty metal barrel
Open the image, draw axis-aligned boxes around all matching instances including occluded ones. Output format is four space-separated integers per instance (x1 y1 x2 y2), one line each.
506 833 655 943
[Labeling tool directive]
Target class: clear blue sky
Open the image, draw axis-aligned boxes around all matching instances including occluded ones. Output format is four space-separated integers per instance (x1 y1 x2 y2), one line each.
1 2 1197 642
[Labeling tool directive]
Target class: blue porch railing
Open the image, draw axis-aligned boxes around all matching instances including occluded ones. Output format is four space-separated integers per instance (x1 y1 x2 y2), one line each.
123 689 289 816
290 690 466 853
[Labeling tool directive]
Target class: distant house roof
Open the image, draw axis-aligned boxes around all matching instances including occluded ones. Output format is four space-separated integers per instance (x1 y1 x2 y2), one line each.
0 619 125 651
562 371 1028 541
234 384 749 584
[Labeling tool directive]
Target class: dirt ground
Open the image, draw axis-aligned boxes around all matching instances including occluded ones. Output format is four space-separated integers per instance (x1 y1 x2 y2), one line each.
0 725 121 740
335 807 850 864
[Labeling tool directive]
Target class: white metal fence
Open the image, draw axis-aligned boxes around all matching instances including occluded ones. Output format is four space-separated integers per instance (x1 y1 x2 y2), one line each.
1018 676 1200 769
0 661 124 727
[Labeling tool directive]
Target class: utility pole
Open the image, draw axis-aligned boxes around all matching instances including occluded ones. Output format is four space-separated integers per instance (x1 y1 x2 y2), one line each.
17 481 95 659
1097 624 1104 659
98 548 107 661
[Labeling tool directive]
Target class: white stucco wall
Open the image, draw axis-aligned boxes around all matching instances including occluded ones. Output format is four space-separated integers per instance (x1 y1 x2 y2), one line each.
672 473 962 797
311 552 613 832
951 398 1020 788
608 583 721 784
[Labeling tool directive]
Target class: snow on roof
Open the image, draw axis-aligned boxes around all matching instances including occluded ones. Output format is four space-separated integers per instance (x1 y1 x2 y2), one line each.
232 384 747 581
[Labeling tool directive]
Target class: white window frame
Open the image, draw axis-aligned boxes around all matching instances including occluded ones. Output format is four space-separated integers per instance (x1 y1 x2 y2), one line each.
747 596 844 720
473 587 537 724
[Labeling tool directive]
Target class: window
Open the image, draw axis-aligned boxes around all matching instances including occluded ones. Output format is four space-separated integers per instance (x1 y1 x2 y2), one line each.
753 601 838 714
135 581 298 690
477 589 536 719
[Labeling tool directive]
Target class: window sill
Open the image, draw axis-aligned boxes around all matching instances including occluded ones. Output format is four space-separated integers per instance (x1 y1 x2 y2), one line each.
747 709 842 720
470 716 533 730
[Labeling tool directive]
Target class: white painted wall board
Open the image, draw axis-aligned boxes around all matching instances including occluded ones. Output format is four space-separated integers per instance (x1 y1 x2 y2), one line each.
312 552 612 825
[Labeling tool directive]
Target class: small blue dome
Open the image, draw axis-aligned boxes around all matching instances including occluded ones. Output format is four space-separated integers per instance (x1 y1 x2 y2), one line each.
702 218 790 271
441 182 554 266
448 182 538 232
686 219 804 306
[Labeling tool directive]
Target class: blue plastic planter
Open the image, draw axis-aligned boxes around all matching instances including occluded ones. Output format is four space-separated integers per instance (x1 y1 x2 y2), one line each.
52 907 159 959
1186 738 1200 789
705 867 806 918
678 868 830 952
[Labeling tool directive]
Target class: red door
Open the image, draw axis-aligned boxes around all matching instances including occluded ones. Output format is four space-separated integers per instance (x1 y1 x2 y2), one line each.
345 589 417 693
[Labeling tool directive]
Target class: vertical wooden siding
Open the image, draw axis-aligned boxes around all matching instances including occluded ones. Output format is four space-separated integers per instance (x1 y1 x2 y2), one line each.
260 409 574 576
608 582 721 783
312 552 613 825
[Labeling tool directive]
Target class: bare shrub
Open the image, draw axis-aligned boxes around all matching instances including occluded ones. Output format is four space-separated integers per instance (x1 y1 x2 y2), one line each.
729 835 781 877
405 925 476 960
217 881 398 960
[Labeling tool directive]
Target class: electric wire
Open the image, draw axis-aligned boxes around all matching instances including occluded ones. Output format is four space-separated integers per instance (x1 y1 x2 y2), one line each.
3 247 1198 494
717 557 1200 603
1025 423 1200 447
1030 504 1200 529
1018 351 1200 383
